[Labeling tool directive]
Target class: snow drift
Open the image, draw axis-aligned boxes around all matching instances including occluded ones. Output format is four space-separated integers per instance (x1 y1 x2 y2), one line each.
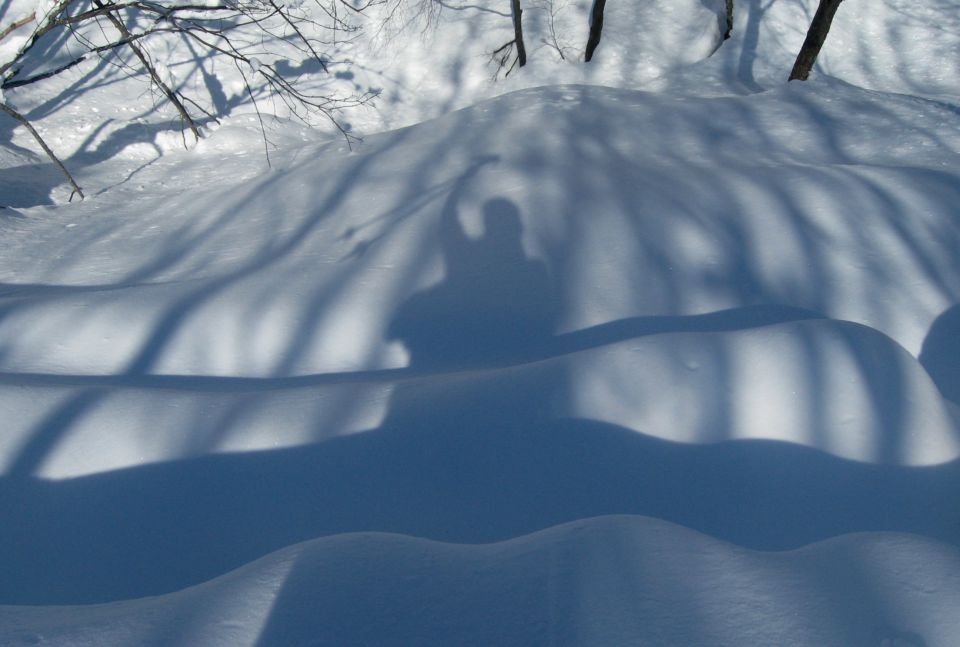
2 516 958 647
1 0 959 643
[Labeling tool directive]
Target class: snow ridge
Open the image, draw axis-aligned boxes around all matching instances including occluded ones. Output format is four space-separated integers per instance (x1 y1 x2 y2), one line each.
3 515 959 647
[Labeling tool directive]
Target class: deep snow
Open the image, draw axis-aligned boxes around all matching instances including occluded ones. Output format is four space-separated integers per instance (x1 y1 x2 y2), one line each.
4 517 960 646
1 0 960 644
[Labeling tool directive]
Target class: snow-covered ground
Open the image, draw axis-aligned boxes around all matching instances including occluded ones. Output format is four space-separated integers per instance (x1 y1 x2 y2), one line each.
1 0 959 644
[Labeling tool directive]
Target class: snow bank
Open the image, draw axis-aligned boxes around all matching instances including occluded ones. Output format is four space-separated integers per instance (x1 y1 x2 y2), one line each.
2 515 957 646
1 83 957 482
2 84 958 372
1 314 955 482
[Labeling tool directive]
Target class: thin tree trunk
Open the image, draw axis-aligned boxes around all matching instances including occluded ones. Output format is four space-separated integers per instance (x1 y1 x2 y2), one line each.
511 0 526 67
789 0 844 81
724 0 733 40
584 0 606 62
0 101 84 200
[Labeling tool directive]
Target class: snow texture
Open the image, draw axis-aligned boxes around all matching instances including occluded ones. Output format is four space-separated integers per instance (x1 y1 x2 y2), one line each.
1 0 959 644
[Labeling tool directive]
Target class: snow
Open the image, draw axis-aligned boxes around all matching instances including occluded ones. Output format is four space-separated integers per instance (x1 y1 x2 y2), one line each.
3 517 959 646
1 0 960 643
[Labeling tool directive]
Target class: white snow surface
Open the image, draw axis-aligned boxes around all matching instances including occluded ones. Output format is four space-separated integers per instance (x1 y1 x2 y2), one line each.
2 0 960 643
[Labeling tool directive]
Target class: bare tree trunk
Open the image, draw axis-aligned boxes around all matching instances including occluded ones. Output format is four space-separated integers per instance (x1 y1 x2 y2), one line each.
724 0 733 40
0 101 83 200
789 0 844 81
511 0 526 67
584 0 606 61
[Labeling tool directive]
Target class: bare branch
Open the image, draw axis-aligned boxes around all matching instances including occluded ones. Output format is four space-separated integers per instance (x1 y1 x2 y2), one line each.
267 0 328 72
93 0 202 141
338 0 385 13
2 0 379 196
0 0 73 79
0 12 36 42
235 58 272 165
3 30 171 89
55 2 141 26
0 101 84 200
2 56 88 88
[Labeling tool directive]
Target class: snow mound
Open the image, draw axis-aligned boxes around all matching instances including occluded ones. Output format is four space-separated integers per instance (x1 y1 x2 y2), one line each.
1 314 955 482
1 84 958 377
2 515 957 646
2 314 958 603
560 318 958 466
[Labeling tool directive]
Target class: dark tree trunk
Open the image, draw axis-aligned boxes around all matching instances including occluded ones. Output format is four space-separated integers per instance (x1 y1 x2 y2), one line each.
789 0 845 81
584 0 606 62
511 0 526 67
724 0 733 40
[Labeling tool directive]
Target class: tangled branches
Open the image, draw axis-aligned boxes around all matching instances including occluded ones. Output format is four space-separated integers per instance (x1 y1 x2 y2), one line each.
0 0 378 199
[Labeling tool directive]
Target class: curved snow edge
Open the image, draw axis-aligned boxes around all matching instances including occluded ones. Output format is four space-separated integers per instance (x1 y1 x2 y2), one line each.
2 514 958 646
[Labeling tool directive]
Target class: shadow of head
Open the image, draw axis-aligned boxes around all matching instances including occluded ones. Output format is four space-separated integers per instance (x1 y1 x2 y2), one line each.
388 195 556 370
920 304 960 405
481 197 522 241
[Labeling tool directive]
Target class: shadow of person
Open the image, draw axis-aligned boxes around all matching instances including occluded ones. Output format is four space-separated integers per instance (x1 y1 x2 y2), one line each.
920 303 960 405
389 192 557 372
383 172 560 435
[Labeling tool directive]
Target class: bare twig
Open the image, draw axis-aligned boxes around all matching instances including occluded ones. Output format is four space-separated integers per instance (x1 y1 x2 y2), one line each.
490 39 520 78
235 58 272 165
0 13 36 42
0 101 84 200
2 0 378 196
0 0 72 78
93 0 202 141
